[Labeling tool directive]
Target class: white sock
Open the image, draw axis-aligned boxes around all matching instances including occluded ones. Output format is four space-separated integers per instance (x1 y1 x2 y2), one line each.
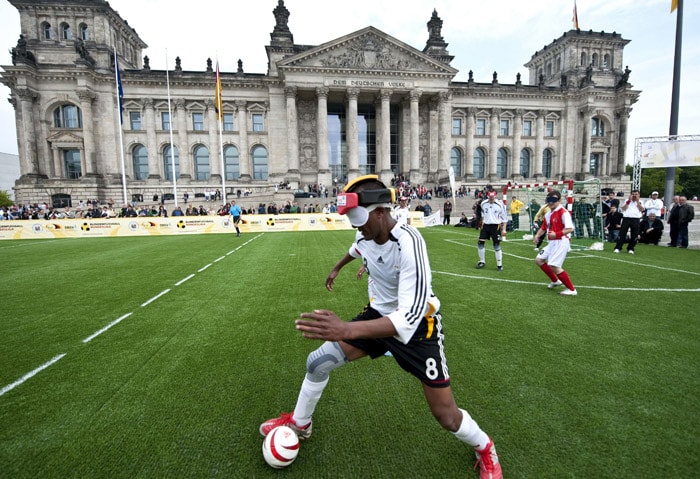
478 247 486 263
452 408 490 450
495 249 503 266
292 376 328 427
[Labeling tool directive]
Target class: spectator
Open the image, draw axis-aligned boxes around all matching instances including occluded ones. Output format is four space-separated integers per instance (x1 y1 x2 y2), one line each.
638 212 664 245
614 190 645 255
443 199 453 225
508 196 524 230
676 196 695 248
605 205 623 243
644 191 663 218
666 195 680 247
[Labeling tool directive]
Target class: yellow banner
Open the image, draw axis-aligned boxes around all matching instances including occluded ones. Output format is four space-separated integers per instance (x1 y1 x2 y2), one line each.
0 212 425 240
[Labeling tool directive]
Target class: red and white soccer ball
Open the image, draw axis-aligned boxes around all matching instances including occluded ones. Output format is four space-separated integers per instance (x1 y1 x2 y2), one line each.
262 425 300 468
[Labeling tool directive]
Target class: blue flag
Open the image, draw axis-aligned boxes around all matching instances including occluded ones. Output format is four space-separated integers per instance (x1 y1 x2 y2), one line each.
115 51 124 124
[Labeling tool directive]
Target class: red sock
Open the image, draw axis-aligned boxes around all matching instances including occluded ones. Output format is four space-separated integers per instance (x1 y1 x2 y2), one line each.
539 263 558 282
557 271 575 291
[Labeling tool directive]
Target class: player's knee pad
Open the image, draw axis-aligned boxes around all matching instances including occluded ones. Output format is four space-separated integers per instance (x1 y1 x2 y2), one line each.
306 341 348 382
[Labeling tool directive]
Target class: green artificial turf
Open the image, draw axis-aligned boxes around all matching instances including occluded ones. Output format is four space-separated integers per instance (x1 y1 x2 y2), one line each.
1 228 698 478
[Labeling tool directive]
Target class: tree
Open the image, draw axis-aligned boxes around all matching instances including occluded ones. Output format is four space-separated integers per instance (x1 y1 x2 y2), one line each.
679 166 700 199
0 190 13 208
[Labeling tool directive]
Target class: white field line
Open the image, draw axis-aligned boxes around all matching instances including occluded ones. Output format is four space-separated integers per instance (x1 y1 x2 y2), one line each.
214 255 226 262
140 289 171 307
175 274 195 286
82 312 133 343
198 263 212 272
444 238 700 276
0 353 67 397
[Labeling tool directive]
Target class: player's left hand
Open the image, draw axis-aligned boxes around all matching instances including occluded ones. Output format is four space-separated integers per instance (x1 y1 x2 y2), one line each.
296 309 350 341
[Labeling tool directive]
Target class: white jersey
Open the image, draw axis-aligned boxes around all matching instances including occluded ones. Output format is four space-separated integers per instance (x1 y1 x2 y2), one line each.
480 199 508 225
393 205 410 226
348 223 440 344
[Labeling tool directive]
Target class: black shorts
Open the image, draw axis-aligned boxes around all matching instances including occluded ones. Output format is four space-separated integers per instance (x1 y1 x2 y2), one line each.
479 223 501 244
232 215 241 224
343 305 451 388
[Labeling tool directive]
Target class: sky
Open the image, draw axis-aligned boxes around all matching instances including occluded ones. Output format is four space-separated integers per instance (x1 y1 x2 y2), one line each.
0 0 698 166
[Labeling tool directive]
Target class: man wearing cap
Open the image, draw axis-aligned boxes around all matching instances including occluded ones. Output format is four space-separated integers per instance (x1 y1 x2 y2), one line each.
259 175 502 479
476 190 508 271
533 190 578 295
644 191 663 218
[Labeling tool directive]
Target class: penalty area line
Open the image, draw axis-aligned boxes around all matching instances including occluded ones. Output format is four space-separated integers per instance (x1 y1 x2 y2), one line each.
175 274 195 286
141 289 171 307
0 353 67 397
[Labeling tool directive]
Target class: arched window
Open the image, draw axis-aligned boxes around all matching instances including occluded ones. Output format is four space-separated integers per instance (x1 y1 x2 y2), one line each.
252 145 268 180
520 149 531 178
580 52 587 67
591 53 599 67
193 145 210 180
603 54 610 68
79 23 89 41
542 149 553 178
64 149 81 179
545 62 552 77
450 147 462 177
224 145 240 180
61 23 71 40
473 148 485 179
42 22 52 40
132 144 148 180
53 104 82 128
497 148 508 179
163 145 180 181
591 117 605 137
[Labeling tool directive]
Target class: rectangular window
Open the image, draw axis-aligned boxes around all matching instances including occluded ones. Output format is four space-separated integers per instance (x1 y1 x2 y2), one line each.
161 112 171 131
252 113 264 132
192 112 204 131
500 119 510 136
523 120 533 137
129 112 142 131
223 113 234 131
545 120 555 137
452 118 462 135
476 118 486 136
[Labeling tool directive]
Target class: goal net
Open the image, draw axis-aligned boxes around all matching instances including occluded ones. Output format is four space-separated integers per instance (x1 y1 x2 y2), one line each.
515 179 605 251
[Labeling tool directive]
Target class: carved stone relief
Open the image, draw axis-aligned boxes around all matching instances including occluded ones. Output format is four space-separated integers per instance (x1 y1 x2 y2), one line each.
318 35 416 71
297 99 317 171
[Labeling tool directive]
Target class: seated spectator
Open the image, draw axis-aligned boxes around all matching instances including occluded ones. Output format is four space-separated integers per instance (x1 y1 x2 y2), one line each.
454 212 469 227
638 212 664 245
605 205 623 243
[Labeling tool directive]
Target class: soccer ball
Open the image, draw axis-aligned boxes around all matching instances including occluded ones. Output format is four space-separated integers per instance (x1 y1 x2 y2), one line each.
262 425 300 468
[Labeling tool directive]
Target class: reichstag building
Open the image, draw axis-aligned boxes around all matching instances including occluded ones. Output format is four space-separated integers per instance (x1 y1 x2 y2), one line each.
1 0 640 206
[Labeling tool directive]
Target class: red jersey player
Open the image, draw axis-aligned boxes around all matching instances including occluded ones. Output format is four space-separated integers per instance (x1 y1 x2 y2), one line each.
532 190 577 296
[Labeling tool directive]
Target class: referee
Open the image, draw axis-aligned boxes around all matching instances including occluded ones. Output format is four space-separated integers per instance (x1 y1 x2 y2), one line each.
476 190 508 271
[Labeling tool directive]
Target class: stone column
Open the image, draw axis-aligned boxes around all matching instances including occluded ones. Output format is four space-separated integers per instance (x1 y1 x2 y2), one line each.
616 107 630 176
16 89 38 176
535 110 545 177
582 107 594 175
77 89 96 176
143 98 160 178
513 109 523 178
206 99 221 181
437 91 451 180
465 107 476 178
409 89 421 179
235 100 251 181
316 87 330 186
379 89 392 182
346 88 360 179
285 86 299 175
488 108 500 178
175 98 190 178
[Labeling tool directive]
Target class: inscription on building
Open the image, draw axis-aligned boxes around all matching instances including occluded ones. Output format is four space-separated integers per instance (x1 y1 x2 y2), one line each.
325 78 414 89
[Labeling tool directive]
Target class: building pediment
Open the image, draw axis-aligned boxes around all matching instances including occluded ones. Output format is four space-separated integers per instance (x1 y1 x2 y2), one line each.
47 131 84 147
278 27 457 78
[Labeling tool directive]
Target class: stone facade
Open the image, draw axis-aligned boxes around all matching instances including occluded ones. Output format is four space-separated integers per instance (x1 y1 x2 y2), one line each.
1 0 639 207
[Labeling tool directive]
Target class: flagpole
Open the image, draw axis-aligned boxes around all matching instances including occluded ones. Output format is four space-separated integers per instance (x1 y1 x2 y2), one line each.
114 47 128 206
665 0 683 211
165 50 178 209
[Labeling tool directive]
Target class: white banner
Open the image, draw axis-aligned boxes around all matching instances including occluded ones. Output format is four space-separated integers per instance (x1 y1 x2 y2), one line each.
640 140 700 168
